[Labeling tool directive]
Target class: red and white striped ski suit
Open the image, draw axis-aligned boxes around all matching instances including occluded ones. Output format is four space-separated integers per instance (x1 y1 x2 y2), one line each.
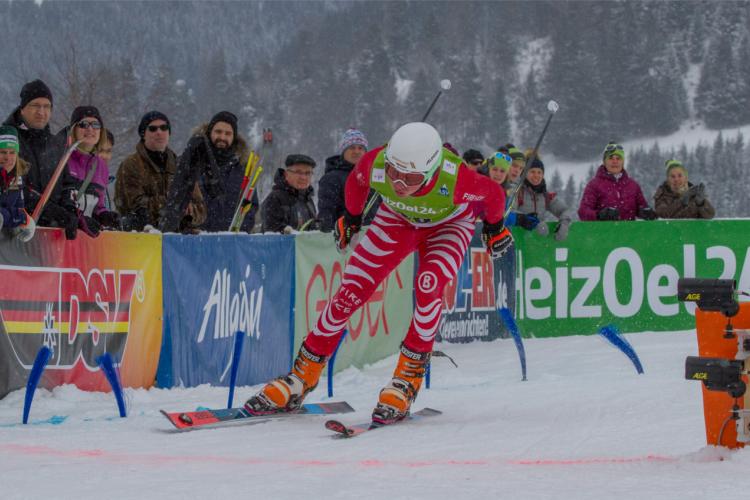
305 147 505 356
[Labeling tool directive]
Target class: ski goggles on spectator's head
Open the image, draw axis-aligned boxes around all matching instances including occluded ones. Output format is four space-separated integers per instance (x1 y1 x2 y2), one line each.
385 161 426 187
602 142 624 160
486 152 512 172
77 120 102 130
147 124 170 132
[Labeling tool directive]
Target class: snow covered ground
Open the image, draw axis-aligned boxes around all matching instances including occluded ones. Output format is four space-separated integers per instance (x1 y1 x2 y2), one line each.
1 330 747 500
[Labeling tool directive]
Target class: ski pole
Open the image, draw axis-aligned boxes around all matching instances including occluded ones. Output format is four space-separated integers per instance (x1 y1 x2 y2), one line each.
504 100 559 218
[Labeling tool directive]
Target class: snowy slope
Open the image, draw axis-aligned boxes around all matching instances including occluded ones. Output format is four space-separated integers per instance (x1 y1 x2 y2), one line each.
1 331 748 500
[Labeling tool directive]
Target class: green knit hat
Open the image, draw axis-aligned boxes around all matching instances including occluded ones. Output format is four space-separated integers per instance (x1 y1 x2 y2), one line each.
485 151 512 172
0 125 19 151
602 142 624 161
507 146 525 161
665 159 687 177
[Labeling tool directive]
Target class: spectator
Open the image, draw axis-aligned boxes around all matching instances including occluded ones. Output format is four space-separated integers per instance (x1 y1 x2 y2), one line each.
115 111 205 232
0 125 36 242
479 151 511 192
508 157 574 241
99 130 115 164
261 154 318 233
160 111 259 233
2 79 68 225
501 143 526 198
318 128 372 232
59 106 120 237
462 149 484 171
578 142 657 221
654 159 715 219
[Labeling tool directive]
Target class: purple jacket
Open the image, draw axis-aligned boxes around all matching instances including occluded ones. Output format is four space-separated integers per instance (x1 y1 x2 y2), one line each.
64 149 110 215
578 165 648 221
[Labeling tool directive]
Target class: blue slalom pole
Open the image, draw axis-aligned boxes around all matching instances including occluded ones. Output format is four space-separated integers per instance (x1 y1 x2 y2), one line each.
97 353 126 417
23 346 52 424
327 329 348 398
598 324 644 374
227 330 246 408
425 362 431 389
498 307 527 381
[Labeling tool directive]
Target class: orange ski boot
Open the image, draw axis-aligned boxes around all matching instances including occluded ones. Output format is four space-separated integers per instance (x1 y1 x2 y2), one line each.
372 343 431 424
244 343 327 414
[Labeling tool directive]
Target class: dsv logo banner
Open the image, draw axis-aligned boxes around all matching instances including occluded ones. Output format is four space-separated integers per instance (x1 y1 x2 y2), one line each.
0 265 141 369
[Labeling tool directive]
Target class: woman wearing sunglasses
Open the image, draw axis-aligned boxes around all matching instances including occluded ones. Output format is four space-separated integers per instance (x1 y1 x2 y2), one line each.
58 106 120 237
246 122 512 425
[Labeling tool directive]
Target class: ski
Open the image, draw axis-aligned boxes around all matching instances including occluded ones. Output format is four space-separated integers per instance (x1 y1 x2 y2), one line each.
325 407 442 438
161 401 354 432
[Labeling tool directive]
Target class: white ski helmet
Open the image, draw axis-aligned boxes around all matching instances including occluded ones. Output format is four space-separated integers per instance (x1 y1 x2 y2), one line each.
385 122 443 180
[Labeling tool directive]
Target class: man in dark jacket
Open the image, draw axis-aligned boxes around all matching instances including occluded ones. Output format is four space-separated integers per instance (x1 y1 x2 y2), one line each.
261 154 318 233
3 79 74 236
317 128 374 232
115 111 206 231
160 111 259 233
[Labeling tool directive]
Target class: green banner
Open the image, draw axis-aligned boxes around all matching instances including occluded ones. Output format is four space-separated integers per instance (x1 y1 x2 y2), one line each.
294 231 414 372
512 220 750 337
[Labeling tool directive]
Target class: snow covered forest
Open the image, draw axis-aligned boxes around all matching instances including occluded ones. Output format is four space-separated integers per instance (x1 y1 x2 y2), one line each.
3 0 750 214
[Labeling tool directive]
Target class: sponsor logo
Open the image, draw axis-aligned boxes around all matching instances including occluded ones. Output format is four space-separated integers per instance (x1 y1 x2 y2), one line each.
439 184 449 196
381 194 443 216
0 265 140 369
418 271 438 294
443 160 457 175
372 168 386 183
462 193 484 202
197 265 264 343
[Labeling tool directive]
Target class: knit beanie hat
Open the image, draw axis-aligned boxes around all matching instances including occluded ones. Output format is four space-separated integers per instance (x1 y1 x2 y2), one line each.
462 149 484 164
602 142 625 161
20 79 53 109
506 145 525 161
529 157 545 172
340 128 368 155
70 106 103 128
665 159 687 178
0 125 19 151
485 151 511 172
138 110 170 139
208 111 238 137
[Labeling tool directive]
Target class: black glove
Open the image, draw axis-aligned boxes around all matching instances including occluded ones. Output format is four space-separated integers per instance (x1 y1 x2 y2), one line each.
481 220 513 259
95 210 121 230
597 207 620 221
691 183 706 205
334 211 362 252
39 202 78 240
516 213 540 231
78 213 101 238
121 207 150 232
638 206 657 220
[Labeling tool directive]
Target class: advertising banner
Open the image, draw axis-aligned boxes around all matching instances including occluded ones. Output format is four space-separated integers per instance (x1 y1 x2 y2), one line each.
511 220 750 337
438 226 515 343
294 231 414 372
159 234 294 388
0 228 162 399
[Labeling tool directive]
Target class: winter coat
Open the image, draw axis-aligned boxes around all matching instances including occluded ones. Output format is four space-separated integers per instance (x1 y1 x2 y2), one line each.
3 108 66 213
578 165 649 221
261 168 318 233
161 124 259 233
317 154 377 232
114 142 206 229
58 148 110 217
514 180 574 222
653 181 715 220
0 159 29 230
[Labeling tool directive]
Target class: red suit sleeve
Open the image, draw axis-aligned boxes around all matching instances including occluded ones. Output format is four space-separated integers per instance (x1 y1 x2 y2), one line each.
453 165 506 225
344 146 384 216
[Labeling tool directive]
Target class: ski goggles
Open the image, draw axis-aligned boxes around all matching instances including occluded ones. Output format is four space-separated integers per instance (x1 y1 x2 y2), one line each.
385 161 426 187
603 143 624 155
486 152 512 171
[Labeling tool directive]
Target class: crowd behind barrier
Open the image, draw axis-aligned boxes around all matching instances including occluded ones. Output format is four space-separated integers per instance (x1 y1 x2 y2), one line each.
1 219 743 399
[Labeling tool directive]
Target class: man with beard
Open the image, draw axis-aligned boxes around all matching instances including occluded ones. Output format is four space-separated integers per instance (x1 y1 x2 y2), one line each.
160 111 259 233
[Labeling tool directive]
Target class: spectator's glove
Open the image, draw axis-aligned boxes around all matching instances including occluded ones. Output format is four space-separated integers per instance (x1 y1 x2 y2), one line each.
506 212 539 231
62 211 79 240
482 221 513 259
95 210 121 230
41 202 78 240
691 183 706 206
554 220 571 241
334 211 362 253
535 222 549 236
597 207 620 221
78 213 101 238
13 210 36 243
638 206 658 220
121 207 150 232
